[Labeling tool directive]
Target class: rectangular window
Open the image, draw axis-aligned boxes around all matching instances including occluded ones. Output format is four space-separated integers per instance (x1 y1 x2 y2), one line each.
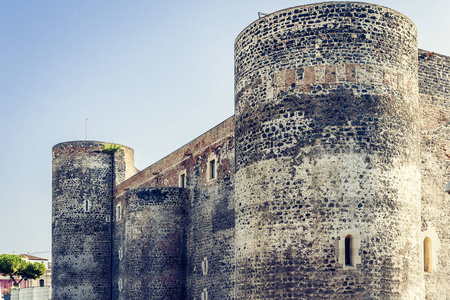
207 154 218 182
209 160 216 180
116 204 122 220
180 173 186 188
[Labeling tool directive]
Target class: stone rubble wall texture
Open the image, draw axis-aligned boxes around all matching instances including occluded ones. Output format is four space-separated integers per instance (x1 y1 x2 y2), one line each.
52 141 134 300
114 117 236 300
51 2 450 300
234 2 422 299
418 50 450 300
112 187 188 299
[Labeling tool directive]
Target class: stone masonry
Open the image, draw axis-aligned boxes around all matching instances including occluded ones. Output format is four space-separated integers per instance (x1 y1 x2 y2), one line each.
52 2 450 299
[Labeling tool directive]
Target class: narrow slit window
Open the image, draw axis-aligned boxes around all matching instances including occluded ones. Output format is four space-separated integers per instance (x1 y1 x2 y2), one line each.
180 173 186 188
424 237 432 273
338 231 360 270
202 257 209 275
209 160 216 180
116 204 122 221
118 279 123 291
84 200 90 212
345 235 353 267
201 288 208 300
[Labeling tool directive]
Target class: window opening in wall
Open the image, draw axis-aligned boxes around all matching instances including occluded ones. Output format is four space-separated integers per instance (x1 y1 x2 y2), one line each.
201 288 208 300
207 154 218 182
116 204 122 220
424 236 432 273
338 231 360 270
119 247 123 260
202 257 209 275
180 173 186 188
39 279 44 287
210 160 216 179
345 235 353 267
209 159 216 180
84 200 90 212
118 279 123 291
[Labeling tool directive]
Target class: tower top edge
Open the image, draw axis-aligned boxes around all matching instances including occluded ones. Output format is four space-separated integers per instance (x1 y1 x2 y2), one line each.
235 1 416 44
52 140 134 152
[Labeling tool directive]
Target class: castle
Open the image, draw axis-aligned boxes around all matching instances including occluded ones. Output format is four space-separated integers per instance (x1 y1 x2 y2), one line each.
52 2 450 299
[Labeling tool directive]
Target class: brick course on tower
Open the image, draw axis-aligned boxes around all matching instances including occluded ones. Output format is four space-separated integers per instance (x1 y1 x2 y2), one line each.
52 2 450 299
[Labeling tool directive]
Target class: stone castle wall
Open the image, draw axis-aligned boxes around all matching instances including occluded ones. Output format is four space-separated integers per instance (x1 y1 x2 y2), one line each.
51 3 450 300
234 2 422 298
418 50 450 300
52 141 135 300
114 117 236 299
112 187 188 299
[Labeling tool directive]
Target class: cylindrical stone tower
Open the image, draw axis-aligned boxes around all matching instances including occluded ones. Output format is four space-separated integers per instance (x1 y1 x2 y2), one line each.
52 141 135 300
113 187 187 300
234 2 422 299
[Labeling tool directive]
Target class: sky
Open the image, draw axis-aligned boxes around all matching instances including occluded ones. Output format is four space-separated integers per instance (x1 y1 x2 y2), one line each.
0 0 448 261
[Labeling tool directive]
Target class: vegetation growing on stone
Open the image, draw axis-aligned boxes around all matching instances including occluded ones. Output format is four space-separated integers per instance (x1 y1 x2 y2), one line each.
102 143 122 154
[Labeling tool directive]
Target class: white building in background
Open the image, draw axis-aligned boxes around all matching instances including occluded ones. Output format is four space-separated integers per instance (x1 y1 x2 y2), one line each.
19 255 51 288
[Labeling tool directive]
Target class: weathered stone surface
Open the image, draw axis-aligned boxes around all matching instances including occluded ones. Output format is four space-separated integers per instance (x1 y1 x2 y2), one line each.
113 187 188 299
234 2 422 299
114 118 236 300
52 3 450 300
418 50 450 300
52 141 136 300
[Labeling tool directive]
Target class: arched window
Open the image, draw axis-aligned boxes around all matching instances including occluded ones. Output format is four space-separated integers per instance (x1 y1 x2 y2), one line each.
345 235 353 267
337 230 361 270
424 236 432 273
39 279 45 287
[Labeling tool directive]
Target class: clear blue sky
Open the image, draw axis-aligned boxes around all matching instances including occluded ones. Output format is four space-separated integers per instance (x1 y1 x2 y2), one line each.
0 0 448 260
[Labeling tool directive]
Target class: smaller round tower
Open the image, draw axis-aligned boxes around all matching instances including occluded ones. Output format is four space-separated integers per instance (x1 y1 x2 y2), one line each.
52 141 135 300
113 187 188 300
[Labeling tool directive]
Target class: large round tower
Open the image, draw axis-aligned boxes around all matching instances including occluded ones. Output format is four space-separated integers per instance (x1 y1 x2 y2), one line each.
52 141 135 300
234 2 422 298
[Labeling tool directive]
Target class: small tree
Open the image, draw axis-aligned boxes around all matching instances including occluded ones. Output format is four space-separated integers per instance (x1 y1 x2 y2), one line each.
0 254 46 286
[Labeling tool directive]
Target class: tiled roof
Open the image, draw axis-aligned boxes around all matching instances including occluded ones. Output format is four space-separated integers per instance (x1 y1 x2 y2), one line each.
20 254 48 261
